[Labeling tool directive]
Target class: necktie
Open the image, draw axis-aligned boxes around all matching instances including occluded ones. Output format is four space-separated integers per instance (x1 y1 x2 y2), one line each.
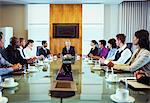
22 49 25 58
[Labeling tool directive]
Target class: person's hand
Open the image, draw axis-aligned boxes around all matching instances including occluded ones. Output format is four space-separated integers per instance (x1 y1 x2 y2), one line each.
134 70 145 79
100 57 105 63
89 53 94 58
11 63 22 71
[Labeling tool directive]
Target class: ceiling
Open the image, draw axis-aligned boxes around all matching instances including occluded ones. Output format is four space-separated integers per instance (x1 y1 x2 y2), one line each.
0 0 147 5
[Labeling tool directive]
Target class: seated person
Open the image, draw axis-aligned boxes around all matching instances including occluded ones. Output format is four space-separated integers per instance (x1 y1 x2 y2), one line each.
24 39 44 59
91 40 109 59
111 30 150 72
0 32 21 76
87 40 99 58
18 38 26 58
62 40 75 57
100 34 132 64
5 37 34 65
39 41 50 58
106 38 118 59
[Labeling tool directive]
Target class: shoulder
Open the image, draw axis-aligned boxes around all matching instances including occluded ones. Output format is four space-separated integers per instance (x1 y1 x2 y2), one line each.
140 49 150 55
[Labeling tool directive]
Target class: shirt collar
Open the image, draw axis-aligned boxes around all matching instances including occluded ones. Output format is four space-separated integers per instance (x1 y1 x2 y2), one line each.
118 44 127 52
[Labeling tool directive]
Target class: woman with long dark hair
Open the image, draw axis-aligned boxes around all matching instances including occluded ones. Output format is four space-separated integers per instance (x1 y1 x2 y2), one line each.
113 29 150 72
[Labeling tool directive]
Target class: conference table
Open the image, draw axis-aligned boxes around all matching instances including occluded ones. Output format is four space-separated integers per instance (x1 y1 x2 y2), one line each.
2 58 150 103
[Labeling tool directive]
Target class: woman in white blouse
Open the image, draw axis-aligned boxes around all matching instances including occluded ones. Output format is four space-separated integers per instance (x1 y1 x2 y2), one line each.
24 39 44 59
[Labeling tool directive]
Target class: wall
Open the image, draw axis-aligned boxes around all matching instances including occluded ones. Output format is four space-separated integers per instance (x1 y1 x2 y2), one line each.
104 4 119 41
0 5 27 39
0 6 2 27
147 1 150 41
50 4 82 55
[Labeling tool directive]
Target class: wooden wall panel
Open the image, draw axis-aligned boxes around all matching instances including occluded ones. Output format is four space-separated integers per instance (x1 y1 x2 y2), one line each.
50 4 82 55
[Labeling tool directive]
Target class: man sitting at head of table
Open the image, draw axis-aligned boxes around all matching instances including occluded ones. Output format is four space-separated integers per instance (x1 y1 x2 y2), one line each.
0 32 21 76
100 34 132 64
62 40 75 57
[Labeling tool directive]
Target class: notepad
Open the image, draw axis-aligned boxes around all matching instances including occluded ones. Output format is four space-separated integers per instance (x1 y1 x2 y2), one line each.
125 80 150 89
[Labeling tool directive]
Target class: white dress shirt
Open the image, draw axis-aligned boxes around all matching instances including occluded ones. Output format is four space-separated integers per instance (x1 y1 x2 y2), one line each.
18 46 26 59
24 46 35 59
105 44 132 64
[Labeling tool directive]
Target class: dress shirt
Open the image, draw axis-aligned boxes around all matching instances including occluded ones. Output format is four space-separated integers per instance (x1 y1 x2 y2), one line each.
0 53 13 75
98 47 109 58
0 68 13 76
18 46 26 59
105 44 132 64
106 48 118 59
0 53 12 67
24 46 35 59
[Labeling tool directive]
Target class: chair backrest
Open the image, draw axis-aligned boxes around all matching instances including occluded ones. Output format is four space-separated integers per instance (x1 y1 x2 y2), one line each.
36 46 42 56
126 43 133 51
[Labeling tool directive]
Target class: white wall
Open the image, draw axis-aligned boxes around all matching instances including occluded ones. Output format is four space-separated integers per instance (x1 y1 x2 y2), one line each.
27 4 50 55
82 4 104 55
104 4 119 41
147 1 150 40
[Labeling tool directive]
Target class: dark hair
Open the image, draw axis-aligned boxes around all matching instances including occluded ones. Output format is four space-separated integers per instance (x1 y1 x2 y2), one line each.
108 38 117 48
42 40 47 45
116 34 126 44
19 38 25 43
135 29 149 50
91 40 98 45
10 36 18 45
99 40 106 46
10 36 19 49
25 39 34 48
0 32 3 40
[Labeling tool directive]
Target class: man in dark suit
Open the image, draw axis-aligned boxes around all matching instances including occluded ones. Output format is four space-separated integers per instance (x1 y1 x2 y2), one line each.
39 41 50 58
62 40 75 56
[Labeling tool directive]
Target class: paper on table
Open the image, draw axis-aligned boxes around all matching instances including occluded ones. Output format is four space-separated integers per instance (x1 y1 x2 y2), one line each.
127 80 150 89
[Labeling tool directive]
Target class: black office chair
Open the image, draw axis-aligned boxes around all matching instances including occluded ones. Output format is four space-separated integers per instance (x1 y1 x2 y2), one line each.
36 46 42 56
126 43 133 51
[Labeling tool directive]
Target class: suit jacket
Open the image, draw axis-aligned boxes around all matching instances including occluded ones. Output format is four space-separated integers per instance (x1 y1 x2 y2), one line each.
5 45 27 65
62 46 75 56
88 47 99 57
39 47 50 58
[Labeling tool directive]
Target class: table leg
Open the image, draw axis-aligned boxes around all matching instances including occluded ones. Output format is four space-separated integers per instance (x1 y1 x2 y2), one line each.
60 98 63 103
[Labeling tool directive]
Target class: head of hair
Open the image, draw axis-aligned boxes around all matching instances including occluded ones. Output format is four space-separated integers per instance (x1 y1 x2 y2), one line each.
10 36 19 49
116 34 126 44
99 40 106 46
91 40 98 45
0 32 3 40
108 38 117 48
42 40 47 45
25 39 34 48
135 29 149 50
19 38 24 43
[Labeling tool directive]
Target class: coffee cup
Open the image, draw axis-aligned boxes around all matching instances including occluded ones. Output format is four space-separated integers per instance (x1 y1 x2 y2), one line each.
76 55 80 60
84 58 89 61
0 91 2 99
4 78 15 86
108 74 117 81
116 88 129 101
53 56 57 60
